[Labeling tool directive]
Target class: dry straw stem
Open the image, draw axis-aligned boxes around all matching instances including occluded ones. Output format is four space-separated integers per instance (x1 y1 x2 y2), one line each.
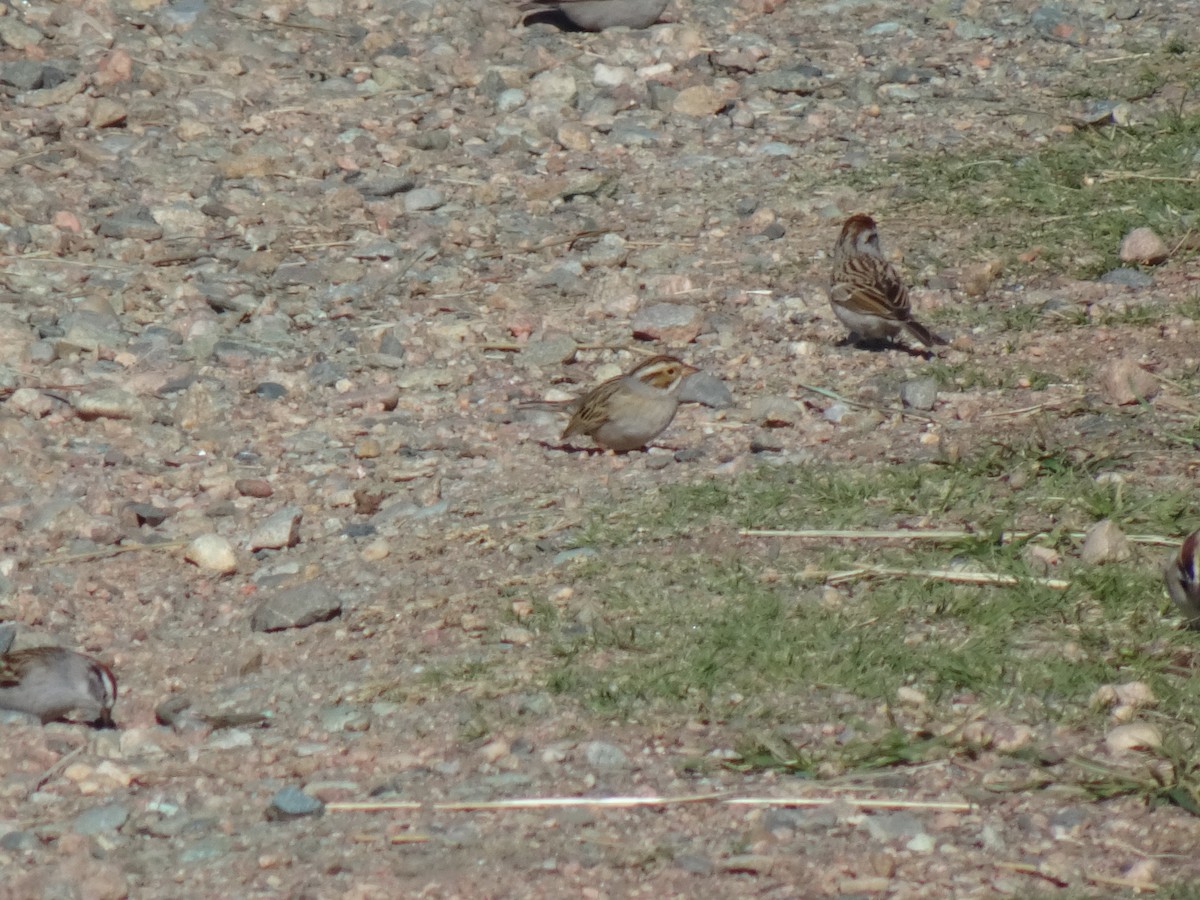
1095 170 1199 184
389 833 431 844
1168 227 1197 257
0 382 96 400
995 862 1158 893
796 382 941 423
31 745 85 798
479 227 623 259
1086 873 1159 892
479 342 651 354
36 539 191 566
227 8 355 36
981 401 1064 418
821 567 1071 590
327 794 971 814
995 861 1070 888
742 527 1177 547
0 255 132 270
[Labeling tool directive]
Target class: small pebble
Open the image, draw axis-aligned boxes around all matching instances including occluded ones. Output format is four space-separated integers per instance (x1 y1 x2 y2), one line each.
404 188 445 212
1119 227 1168 265
248 506 303 551
250 582 343 632
677 371 733 408
73 802 130 835
1098 268 1153 287
266 787 324 821
748 395 801 427
1080 519 1131 564
75 389 145 421
900 377 938 410
583 740 630 770
184 535 238 574
630 303 705 343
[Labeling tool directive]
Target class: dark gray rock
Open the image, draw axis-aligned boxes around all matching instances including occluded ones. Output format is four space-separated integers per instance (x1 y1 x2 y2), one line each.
0 829 37 851
266 786 324 821
521 335 578 368
254 382 289 400
355 174 416 198
124 502 172 527
675 853 715 875
97 206 163 241
583 740 630 770
681 369 734 408
73 802 130 835
250 583 342 632
863 811 927 842
1099 267 1153 287
1 60 50 90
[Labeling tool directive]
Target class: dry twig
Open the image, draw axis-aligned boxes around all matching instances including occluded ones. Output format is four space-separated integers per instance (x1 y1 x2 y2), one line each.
995 861 1070 888
327 793 971 814
822 567 1071 589
478 342 651 355
30 745 85 797
479 227 623 260
36 540 190 566
1085 873 1158 893
741 527 1176 547
796 382 941 423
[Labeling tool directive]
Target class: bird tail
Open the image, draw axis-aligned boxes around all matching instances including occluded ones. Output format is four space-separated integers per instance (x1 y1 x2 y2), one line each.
516 398 578 412
904 320 948 348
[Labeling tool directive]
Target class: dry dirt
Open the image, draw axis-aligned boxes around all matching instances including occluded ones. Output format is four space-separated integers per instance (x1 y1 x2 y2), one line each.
1 0 1199 896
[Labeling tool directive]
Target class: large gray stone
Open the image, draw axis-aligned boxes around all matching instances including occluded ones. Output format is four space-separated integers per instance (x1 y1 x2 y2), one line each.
250 582 342 632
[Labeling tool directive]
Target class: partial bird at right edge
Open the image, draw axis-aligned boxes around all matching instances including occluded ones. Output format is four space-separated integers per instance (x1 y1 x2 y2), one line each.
828 213 948 350
1164 529 1200 629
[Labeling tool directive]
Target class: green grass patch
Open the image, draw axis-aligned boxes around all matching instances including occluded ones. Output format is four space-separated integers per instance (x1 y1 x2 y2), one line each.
923 359 1062 391
527 453 1200 799
844 108 1200 278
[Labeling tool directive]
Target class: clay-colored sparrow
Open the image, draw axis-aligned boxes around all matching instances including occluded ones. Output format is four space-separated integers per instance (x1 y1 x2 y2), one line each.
1164 530 1200 628
829 214 946 348
0 647 118 727
521 355 698 452
518 0 668 30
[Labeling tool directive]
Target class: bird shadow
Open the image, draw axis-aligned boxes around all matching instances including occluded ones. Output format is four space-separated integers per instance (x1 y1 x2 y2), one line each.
840 336 934 360
537 440 608 454
520 9 591 31
536 440 680 455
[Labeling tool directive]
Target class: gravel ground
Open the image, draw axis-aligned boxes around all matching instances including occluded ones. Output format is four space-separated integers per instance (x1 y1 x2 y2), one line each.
2 0 1200 895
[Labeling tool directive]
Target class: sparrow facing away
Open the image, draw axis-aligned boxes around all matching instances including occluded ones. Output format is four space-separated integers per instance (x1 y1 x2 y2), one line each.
829 213 947 349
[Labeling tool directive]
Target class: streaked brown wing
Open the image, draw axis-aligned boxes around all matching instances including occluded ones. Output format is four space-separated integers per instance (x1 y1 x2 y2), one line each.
833 255 911 321
561 378 621 439
876 260 911 317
